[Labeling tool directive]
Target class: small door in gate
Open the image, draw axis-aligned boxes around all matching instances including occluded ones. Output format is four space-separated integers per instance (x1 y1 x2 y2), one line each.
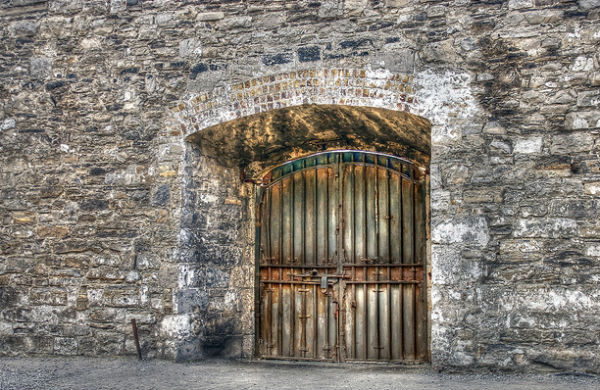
256 151 428 362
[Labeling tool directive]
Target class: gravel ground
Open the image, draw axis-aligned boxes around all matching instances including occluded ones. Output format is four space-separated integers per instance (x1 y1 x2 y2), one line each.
0 357 598 390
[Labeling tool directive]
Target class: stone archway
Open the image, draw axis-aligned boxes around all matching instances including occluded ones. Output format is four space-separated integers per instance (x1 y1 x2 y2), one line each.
155 67 478 362
174 102 431 360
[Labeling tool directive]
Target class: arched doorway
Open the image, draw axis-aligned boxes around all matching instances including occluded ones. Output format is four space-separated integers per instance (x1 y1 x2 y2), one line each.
256 150 428 362
180 104 431 361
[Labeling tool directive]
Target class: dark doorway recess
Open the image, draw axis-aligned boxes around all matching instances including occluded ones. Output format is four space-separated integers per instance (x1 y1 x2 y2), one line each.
255 150 428 363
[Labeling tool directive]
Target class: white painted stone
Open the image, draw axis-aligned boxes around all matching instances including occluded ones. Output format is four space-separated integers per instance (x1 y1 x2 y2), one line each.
565 112 589 129
179 38 202 58
415 70 477 143
156 12 174 26
196 12 225 22
160 314 192 338
431 245 482 285
452 351 475 365
110 0 126 14
1 118 16 131
386 0 409 7
431 216 490 247
0 321 13 336
477 73 494 81
513 137 542 154
572 56 594 72
490 139 512 153
513 217 578 238
579 0 600 10
431 189 450 211
508 0 533 10
483 121 506 134
585 244 600 257
584 182 600 195
344 0 367 15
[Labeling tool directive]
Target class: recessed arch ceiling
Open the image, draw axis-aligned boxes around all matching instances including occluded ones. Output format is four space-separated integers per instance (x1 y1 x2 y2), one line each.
186 104 431 177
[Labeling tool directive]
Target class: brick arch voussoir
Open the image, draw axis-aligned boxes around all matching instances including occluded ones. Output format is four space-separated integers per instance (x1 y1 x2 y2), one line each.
171 67 420 137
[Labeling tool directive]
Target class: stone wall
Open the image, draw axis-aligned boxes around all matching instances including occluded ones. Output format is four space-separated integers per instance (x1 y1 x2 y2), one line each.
1 0 599 372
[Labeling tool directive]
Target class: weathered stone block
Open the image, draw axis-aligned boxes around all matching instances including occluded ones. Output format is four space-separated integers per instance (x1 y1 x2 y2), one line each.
564 111 600 130
513 137 542 154
432 216 489 247
513 218 578 238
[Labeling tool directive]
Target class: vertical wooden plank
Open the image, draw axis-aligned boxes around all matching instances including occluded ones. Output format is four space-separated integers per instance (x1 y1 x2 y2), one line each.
390 173 401 264
259 285 267 357
260 190 269 263
354 165 365 263
378 167 390 262
402 179 414 264
305 285 315 358
380 282 390 360
402 281 415 360
270 279 280 356
294 285 303 357
390 284 402 360
351 267 357 359
328 166 337 264
367 271 378 360
343 164 354 265
293 171 304 265
290 276 296 356
270 183 281 264
355 283 365 360
317 285 327 359
305 169 316 265
282 282 291 358
317 168 328 266
329 284 337 360
282 178 292 266
366 166 377 262
277 274 283 356
363 268 369 359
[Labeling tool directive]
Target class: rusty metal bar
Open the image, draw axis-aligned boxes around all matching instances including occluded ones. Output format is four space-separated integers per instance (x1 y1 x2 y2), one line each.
131 318 142 360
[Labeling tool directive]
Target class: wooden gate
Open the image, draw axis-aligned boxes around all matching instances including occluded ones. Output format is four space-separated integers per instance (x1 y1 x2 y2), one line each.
256 150 428 362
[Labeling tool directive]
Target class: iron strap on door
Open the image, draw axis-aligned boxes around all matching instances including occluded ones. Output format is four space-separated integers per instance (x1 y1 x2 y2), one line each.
256 150 428 363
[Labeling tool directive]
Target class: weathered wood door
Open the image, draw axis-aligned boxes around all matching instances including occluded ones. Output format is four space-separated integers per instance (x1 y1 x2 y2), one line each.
256 151 428 362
